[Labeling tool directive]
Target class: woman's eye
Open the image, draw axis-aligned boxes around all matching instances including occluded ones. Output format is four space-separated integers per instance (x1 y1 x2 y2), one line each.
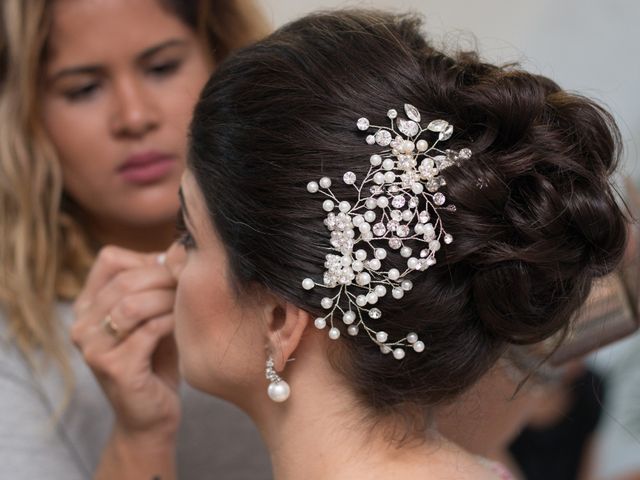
176 214 197 249
63 82 100 102
178 231 196 249
147 60 181 78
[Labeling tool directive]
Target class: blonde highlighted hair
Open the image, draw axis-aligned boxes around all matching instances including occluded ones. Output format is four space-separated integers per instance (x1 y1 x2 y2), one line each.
0 0 269 381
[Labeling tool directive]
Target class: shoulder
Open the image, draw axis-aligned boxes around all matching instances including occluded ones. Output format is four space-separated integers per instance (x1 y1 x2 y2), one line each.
0 302 75 378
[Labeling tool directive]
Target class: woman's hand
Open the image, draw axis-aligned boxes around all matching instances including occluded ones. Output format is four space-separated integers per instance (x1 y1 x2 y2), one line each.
71 245 180 479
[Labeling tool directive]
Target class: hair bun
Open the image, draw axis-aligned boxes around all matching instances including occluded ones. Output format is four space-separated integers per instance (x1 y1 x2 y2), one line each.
442 64 628 344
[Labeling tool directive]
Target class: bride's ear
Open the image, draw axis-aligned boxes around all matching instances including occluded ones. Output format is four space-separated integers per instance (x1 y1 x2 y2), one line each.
264 299 310 371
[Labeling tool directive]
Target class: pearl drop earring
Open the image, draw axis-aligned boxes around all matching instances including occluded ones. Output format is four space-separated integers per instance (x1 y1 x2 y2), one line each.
265 355 290 403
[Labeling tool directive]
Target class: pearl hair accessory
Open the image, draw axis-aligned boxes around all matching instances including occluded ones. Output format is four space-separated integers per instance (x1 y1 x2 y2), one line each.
302 104 472 359
265 355 290 402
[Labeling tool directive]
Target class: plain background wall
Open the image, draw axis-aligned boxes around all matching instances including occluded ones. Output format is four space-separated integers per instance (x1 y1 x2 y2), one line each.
259 0 640 179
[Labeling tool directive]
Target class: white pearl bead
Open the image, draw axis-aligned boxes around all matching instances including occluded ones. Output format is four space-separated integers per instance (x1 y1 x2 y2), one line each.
402 209 413 221
364 210 376 223
366 292 378 304
400 246 412 258
319 177 331 188
412 183 424 194
320 297 333 309
393 348 406 360
377 196 389 208
339 201 351 213
414 223 425 235
406 332 418 344
328 327 341 340
356 295 367 306
365 198 378 209
392 287 404 299
388 268 400 281
351 260 363 272
375 248 387 260
359 222 371 234
268 380 290 402
368 259 381 270
376 331 388 343
373 172 385 185
393 348 405 360
343 311 356 325
384 172 396 183
347 325 359 336
322 200 334 212
356 272 371 286
413 341 425 353
429 240 441 252
314 317 326 329
444 234 453 244
341 256 352 266
307 181 319 193
370 154 382 166
353 215 364 227
355 249 367 261
380 345 392 354
374 285 387 297
403 140 415 153
407 257 419 269
416 139 428 152
401 280 413 291
382 158 395 170
302 278 314 290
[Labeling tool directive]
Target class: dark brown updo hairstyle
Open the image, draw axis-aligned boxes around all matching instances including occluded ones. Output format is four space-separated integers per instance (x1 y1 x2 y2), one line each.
188 10 627 412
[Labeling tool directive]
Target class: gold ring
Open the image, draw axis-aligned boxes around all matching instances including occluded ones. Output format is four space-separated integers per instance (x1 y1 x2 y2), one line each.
102 314 120 338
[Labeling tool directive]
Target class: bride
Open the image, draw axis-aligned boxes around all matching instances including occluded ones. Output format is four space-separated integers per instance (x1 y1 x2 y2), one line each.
91 9 628 479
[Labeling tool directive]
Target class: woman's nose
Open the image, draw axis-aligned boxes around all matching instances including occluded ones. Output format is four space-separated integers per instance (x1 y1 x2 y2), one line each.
110 77 160 138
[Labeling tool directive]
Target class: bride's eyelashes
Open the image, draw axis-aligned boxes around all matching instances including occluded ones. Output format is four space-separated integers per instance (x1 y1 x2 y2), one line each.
176 213 196 249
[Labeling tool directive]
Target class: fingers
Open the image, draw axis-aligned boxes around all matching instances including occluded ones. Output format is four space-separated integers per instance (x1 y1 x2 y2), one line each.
76 246 159 311
115 314 176 373
72 264 177 355
88 264 176 320
85 315 176 414
164 242 187 280
80 288 176 352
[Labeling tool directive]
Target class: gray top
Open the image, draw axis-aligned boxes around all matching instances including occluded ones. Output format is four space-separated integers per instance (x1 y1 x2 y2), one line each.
0 303 272 480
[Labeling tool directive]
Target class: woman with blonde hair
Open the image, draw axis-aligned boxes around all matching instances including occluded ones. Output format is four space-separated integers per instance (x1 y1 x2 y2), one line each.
0 0 272 478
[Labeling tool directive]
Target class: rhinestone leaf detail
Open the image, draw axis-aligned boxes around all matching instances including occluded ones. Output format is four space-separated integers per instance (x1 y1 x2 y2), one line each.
404 103 421 122
303 104 472 358
397 118 420 137
427 119 449 132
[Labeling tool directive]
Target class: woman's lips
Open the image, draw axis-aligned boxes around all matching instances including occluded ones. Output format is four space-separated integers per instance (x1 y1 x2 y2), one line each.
118 151 176 185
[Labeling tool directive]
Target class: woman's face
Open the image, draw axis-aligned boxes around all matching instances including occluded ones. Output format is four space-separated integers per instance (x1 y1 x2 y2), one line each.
169 171 265 402
41 0 211 234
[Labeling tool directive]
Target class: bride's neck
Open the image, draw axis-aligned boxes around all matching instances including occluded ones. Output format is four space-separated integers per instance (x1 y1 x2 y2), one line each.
248 345 458 480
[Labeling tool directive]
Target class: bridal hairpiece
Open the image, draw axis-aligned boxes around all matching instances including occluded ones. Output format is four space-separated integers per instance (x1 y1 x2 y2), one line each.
302 104 472 359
